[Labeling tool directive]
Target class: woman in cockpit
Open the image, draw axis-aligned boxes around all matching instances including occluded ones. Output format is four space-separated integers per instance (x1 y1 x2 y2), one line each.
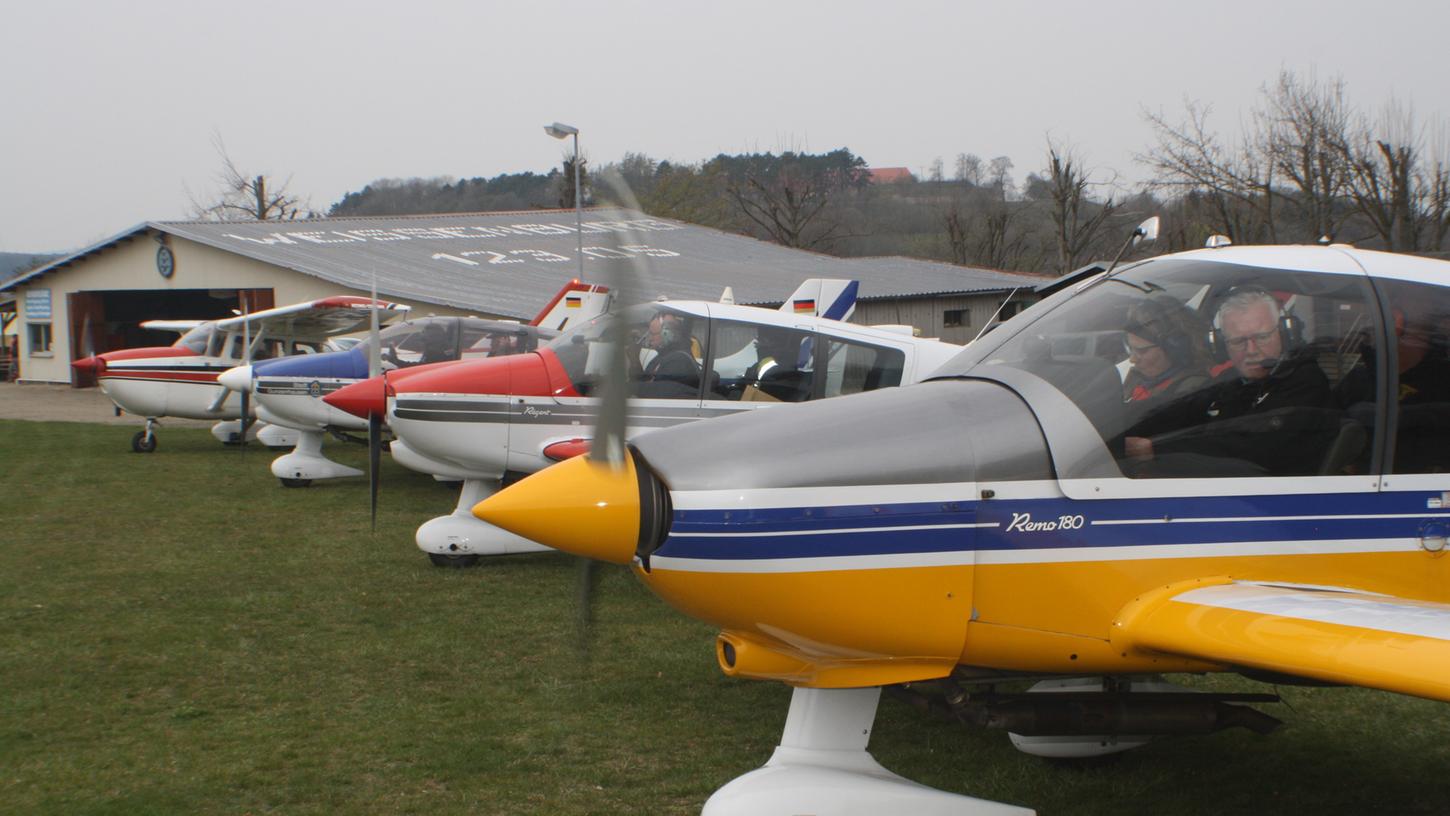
1121 295 1214 403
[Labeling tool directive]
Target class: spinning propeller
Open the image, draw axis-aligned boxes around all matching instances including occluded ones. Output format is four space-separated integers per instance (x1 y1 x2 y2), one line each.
367 275 383 530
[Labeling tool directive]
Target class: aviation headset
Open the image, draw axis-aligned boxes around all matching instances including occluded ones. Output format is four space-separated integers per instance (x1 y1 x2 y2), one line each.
1207 286 1301 361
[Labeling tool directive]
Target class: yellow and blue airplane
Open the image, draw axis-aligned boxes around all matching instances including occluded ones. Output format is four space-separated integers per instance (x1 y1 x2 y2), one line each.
476 240 1450 815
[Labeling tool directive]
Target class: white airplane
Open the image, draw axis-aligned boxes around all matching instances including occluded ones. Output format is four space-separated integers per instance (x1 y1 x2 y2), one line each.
476 235 1450 814
322 280 978 567
72 296 410 453
214 281 610 487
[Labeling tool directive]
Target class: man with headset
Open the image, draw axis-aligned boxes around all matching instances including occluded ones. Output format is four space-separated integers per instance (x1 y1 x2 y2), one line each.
1124 288 1332 476
635 311 701 398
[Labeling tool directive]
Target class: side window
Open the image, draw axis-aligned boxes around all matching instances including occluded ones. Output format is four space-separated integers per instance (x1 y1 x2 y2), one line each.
1382 279 1450 473
27 323 52 354
1121 281 1377 478
704 320 814 402
821 337 905 397
460 326 534 359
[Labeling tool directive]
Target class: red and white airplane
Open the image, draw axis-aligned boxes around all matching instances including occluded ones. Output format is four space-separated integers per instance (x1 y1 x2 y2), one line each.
213 281 610 486
71 296 409 452
322 280 976 567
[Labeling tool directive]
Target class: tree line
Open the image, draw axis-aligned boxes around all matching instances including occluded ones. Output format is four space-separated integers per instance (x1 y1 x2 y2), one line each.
206 69 1448 276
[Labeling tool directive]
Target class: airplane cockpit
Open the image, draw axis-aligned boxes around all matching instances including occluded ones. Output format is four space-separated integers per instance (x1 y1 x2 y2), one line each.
546 302 907 403
360 317 547 369
940 252 1450 482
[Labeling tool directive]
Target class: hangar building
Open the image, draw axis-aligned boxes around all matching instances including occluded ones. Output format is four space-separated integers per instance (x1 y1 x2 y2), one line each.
0 208 1044 385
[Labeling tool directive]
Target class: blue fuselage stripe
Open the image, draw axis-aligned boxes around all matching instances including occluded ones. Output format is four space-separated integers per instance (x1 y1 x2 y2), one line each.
658 491 1448 560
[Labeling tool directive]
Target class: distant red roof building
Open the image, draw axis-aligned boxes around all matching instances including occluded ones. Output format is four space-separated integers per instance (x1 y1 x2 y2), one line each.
868 167 915 184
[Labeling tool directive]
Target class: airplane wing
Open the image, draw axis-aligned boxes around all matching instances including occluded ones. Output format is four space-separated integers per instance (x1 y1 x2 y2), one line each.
212 296 409 339
1116 580 1450 702
139 319 206 334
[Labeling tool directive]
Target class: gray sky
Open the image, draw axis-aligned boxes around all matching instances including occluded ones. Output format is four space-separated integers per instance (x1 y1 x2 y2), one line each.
3 0 1445 254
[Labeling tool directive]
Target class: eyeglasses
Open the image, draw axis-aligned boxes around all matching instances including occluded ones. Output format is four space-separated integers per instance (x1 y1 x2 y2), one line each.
1225 329 1278 352
1124 339 1160 356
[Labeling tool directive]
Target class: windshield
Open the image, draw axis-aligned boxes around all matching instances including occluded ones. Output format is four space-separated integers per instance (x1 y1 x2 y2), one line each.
938 256 1381 479
173 324 214 354
546 304 705 397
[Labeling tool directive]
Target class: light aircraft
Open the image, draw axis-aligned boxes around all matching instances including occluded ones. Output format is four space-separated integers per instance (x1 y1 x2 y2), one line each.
71 296 409 453
476 235 1450 815
214 281 610 487
322 280 967 567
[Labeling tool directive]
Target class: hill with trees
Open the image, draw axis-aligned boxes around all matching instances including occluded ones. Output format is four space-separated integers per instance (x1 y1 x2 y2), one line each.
323 69 1447 276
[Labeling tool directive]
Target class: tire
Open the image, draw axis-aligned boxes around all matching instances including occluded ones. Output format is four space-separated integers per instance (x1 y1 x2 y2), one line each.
279 477 313 488
131 431 157 453
429 553 480 568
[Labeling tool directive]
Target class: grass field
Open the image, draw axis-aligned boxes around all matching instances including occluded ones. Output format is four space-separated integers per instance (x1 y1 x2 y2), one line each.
3 419 1450 815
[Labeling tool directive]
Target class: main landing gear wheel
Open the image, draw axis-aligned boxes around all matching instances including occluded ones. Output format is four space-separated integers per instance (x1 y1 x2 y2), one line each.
131 431 157 453
279 477 313 488
429 553 480 568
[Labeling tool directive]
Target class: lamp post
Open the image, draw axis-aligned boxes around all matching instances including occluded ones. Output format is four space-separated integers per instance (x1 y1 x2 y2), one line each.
544 122 584 281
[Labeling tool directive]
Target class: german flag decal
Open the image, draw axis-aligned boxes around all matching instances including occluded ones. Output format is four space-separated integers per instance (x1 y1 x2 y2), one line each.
566 296 582 308
793 299 816 314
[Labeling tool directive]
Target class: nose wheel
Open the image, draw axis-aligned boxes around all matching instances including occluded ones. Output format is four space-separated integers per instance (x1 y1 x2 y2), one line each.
130 420 159 453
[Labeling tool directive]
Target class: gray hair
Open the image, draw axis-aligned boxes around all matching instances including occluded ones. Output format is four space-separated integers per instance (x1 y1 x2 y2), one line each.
1216 288 1281 327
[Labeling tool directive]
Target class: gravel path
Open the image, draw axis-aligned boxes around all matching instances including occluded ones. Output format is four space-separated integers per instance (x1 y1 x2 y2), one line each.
0 382 213 426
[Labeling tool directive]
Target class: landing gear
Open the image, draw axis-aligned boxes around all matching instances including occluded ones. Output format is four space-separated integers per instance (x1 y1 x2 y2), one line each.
428 553 481 568
705 687 1031 815
416 478 553 565
130 419 159 453
270 429 364 485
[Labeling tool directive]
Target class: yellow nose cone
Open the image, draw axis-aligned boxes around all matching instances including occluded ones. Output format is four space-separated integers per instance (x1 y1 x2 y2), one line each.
472 455 641 564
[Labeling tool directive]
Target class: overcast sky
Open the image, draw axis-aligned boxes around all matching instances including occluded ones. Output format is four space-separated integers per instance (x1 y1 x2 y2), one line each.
2 0 1445 254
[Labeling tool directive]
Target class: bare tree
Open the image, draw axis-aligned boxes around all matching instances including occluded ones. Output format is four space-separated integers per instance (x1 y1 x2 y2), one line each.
1338 100 1450 252
189 133 312 221
716 149 868 250
987 156 1015 199
1256 70 1353 241
1139 100 1276 243
1043 141 1118 273
955 153 983 185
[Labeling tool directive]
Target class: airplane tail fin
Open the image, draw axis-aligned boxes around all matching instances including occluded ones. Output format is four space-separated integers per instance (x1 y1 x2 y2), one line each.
779 279 858 321
531 280 611 331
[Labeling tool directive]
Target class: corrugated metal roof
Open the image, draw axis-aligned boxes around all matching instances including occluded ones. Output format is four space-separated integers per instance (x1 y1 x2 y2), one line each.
2 209 1044 318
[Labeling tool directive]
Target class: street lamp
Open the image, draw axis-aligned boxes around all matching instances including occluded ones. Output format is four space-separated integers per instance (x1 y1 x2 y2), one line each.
544 122 584 281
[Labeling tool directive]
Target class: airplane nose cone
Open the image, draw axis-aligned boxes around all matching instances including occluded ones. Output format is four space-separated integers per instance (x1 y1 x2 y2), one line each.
473 455 641 565
72 355 100 374
323 376 387 418
218 364 253 393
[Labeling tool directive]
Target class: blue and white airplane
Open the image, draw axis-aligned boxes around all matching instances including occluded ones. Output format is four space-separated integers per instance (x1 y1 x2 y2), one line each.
478 240 1450 815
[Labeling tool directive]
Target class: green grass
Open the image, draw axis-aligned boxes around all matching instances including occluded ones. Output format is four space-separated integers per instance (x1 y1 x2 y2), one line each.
2 419 1449 814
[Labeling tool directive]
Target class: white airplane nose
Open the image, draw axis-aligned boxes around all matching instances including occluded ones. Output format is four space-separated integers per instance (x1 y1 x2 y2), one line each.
218 364 254 393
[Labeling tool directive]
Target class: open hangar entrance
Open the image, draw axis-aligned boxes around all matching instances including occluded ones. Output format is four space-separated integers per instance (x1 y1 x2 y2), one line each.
68 288 272 386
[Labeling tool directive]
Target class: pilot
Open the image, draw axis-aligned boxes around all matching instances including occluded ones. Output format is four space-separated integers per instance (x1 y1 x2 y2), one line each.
1124 288 1332 475
635 312 700 397
419 322 455 365
486 331 520 358
1121 296 1213 403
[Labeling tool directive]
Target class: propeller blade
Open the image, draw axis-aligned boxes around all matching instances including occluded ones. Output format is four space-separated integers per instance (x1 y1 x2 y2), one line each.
367 273 383 529
574 169 657 650
238 294 251 449
368 409 382 530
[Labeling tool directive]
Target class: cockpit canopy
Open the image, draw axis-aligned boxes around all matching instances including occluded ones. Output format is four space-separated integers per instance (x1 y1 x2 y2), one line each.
939 252 1450 479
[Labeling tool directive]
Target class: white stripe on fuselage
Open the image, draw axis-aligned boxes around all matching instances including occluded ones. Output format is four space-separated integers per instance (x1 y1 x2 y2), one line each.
648 537 1422 574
